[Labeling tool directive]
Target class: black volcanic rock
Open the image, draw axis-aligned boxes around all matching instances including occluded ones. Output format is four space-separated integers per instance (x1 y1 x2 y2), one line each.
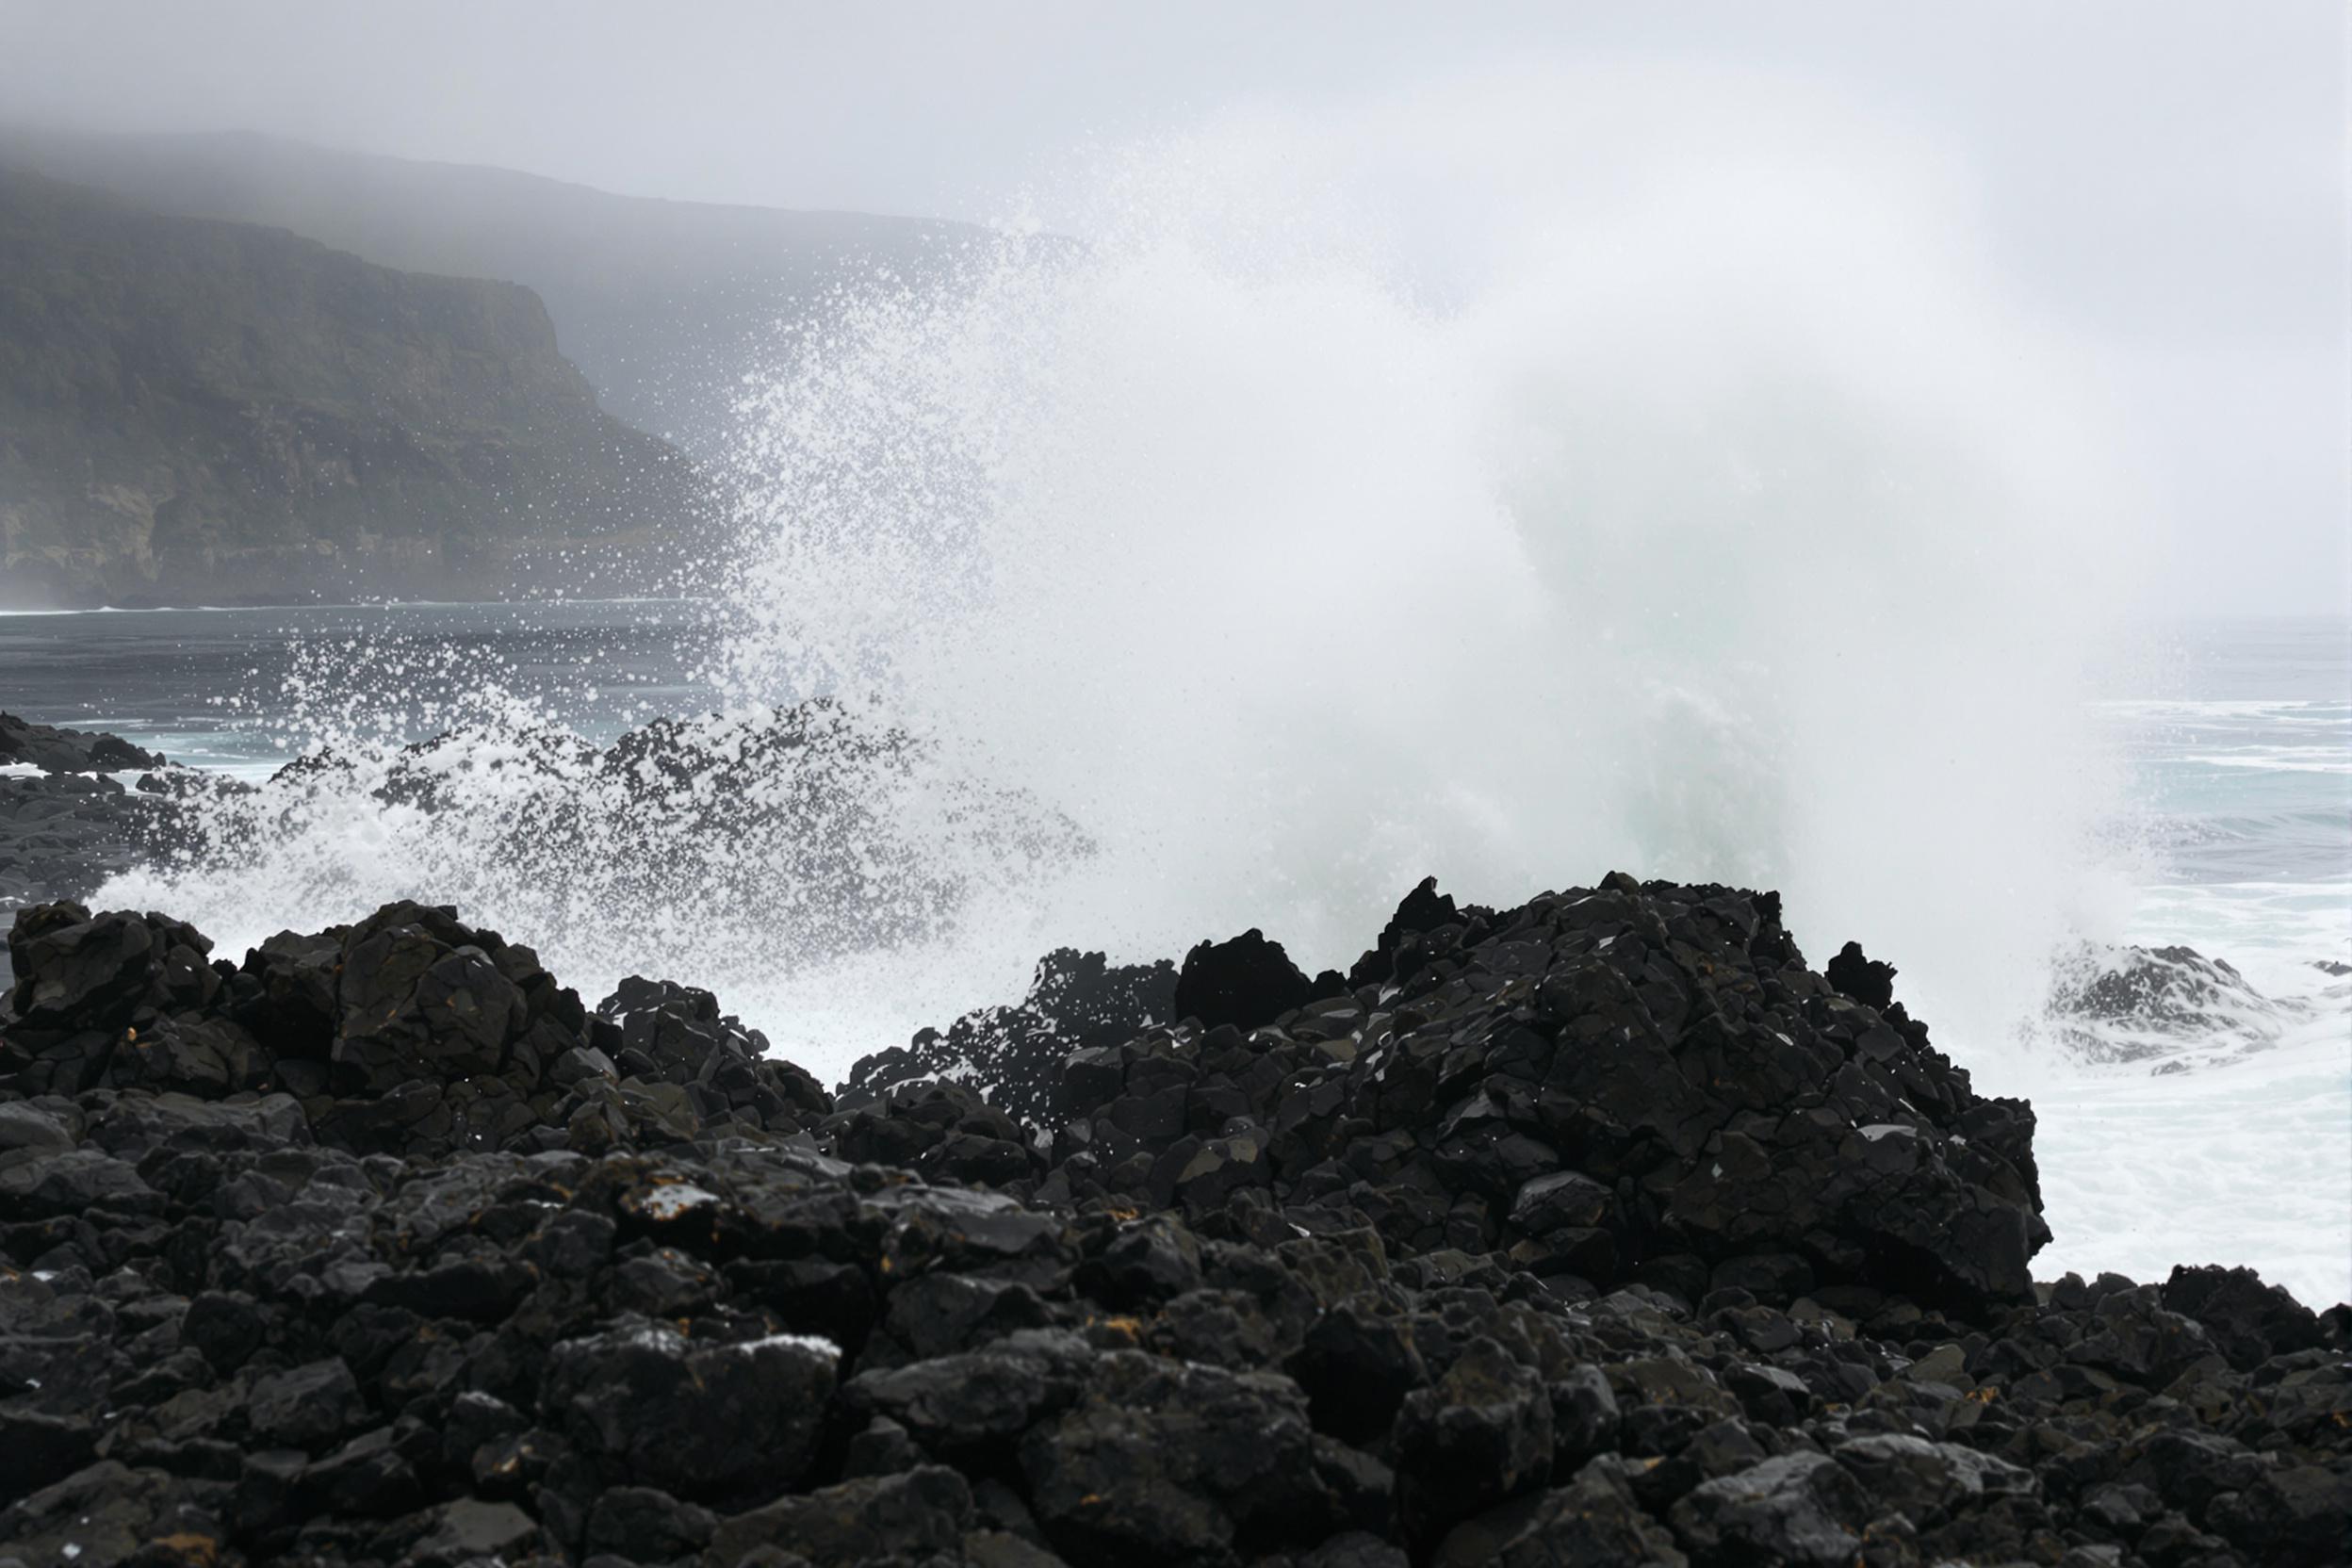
1022 874 2050 1313
1172 927 1335 1034
0 879 2344 1568
0 711 167 775
2 898 832 1159
1824 939 1897 1011
0 716 192 935
0 721 250 939
843 946 1178 1126
2054 943 2260 1027
1348 874 1460 988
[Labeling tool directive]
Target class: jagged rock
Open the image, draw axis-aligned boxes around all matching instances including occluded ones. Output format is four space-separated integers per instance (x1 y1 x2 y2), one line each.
1394 1336 1555 1537
540 1317 838 1503
404 1496 545 1565
0 875 2341 1568
1432 1465 1687 1568
1025 875 2050 1312
333 903 531 1091
0 1460 231 1568
707 1464 973 1565
1286 1291 1427 1445
0 772 188 921
0 711 166 775
583 1483 717 1561
2051 941 2263 1027
1830 1432 2035 1525
844 947 1178 1126
1021 1351 1330 1563
1173 927 1330 1033
0 1146 162 1218
2207 1463 2352 1567
2161 1261 2324 1370
844 1329 1095 1452
1824 940 1897 1011
2044 939 2303 1064
246 1359 369 1451
1669 1451 1873 1566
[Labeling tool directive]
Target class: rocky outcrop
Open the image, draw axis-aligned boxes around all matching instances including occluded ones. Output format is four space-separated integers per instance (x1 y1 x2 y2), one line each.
841 947 1178 1125
2042 939 2331 1069
2 879 2344 1567
871 874 2050 1314
0 164 704 608
0 721 256 955
0 718 192 933
0 711 165 775
0 773 173 939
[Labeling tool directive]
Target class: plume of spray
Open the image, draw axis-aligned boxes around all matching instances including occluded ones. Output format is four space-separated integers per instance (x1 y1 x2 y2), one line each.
98 61 2148 1088
707 64 2146 1085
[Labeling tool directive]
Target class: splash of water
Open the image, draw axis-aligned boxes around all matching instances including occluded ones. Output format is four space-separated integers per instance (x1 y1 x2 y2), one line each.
703 71 2144 1078
102 66 2145 1086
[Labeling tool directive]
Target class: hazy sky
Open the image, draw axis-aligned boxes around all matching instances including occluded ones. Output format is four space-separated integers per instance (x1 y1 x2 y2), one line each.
1 0 2344 615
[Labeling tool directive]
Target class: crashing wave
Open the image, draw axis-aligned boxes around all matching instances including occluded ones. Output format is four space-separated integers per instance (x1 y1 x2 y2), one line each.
147 698 1089 970
2041 939 2339 1071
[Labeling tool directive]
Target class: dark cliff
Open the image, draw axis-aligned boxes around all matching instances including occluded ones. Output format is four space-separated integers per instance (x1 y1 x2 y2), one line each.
0 125 989 467
0 164 704 608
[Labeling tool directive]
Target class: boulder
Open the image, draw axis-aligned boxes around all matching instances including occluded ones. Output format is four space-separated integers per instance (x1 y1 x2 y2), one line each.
541 1317 838 1503
1173 928 1326 1033
1669 1452 1872 1566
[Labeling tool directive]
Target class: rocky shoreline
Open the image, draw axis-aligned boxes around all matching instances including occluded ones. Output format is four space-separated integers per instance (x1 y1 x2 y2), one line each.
3 841 2346 1567
0 714 183 926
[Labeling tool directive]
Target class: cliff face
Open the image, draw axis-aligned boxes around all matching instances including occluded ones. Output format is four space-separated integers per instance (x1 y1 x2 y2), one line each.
0 164 704 608
0 125 987 466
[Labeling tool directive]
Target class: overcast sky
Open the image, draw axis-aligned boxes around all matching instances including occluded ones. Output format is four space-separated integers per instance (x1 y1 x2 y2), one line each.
1 0 2344 615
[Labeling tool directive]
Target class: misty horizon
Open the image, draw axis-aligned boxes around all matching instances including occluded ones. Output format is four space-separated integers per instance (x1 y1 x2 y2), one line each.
3 0 2344 616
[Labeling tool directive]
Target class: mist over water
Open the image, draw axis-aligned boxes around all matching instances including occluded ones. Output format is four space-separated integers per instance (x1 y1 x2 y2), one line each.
100 70 2147 1090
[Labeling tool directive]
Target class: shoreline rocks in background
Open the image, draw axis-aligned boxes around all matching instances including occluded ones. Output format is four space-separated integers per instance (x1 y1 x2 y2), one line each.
2043 940 2327 1069
0 715 188 947
0 772 170 919
0 718 251 972
1 711 168 775
112 699 1089 968
2 876 2344 1567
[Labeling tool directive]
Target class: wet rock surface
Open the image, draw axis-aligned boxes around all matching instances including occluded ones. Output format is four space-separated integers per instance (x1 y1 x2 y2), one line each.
0 720 240 959
14 701 1090 975
0 711 167 776
841 948 1177 1127
0 716 185 928
2042 940 2323 1068
0 772 165 916
0 876 2344 1567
